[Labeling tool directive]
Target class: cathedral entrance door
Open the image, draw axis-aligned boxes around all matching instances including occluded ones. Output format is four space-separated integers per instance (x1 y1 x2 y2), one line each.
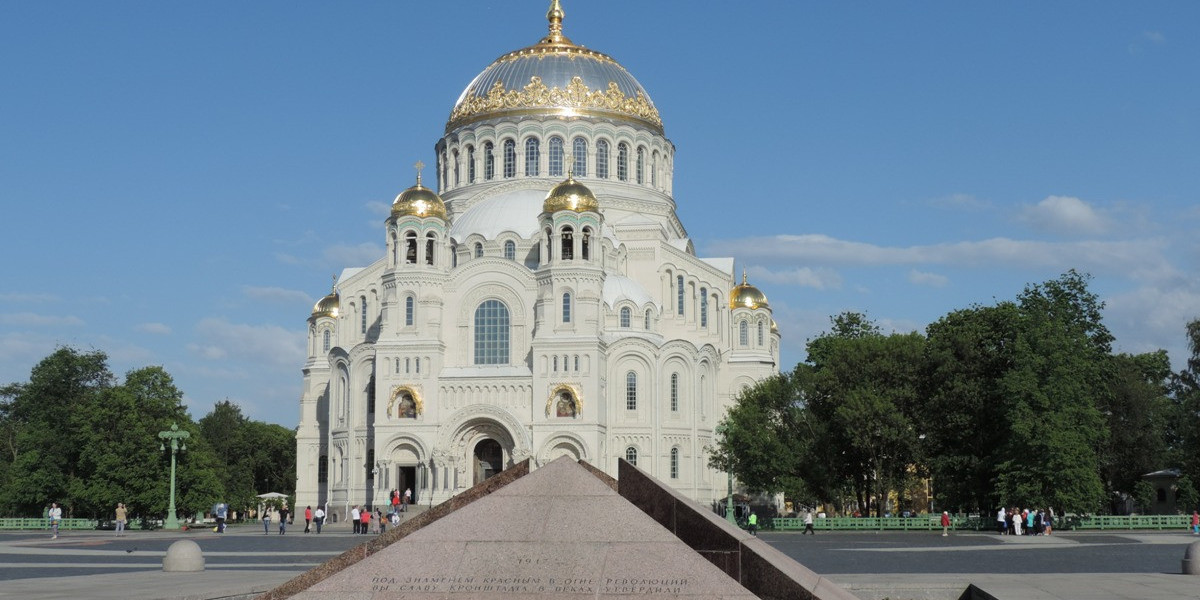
473 439 503 485
398 466 417 504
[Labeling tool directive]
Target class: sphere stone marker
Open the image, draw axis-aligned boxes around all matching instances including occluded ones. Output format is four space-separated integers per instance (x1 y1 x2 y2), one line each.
163 539 205 572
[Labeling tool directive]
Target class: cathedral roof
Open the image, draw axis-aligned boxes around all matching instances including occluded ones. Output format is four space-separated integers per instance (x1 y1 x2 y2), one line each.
450 188 546 241
310 281 340 319
447 1 662 134
543 172 599 213
602 274 655 309
729 270 769 310
391 163 447 220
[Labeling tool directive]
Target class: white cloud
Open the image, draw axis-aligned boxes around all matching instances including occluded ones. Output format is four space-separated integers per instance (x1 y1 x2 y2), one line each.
0 312 85 326
1104 280 1200 371
135 322 172 335
366 200 392 217
1019 195 1110 236
190 317 306 368
243 286 313 305
908 269 948 287
749 265 843 290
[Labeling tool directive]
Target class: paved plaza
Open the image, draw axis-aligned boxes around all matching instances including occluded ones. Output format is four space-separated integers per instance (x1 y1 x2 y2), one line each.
0 523 1197 599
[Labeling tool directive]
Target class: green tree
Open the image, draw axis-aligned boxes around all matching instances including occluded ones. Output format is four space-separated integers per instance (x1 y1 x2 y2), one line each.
1099 352 1172 504
199 400 257 513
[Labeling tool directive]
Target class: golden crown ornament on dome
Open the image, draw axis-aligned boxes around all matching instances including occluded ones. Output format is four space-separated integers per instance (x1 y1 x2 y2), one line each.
391 161 447 220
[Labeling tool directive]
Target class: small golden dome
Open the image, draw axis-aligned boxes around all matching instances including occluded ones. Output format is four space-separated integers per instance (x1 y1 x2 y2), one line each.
729 270 769 310
311 283 340 319
543 173 599 213
770 319 779 334
392 161 447 220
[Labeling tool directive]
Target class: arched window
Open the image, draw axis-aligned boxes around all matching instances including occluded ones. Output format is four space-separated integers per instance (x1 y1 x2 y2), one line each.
644 309 651 330
452 149 460 186
484 142 495 180
474 242 483 258
359 296 368 335
503 139 516 178
425 232 435 265
548 136 564 177
670 372 679 412
573 137 587 176
676 275 684 315
524 137 540 176
651 151 658 187
504 240 516 260
553 355 558 371
561 226 573 260
440 150 447 189
405 232 417 264
322 330 330 352
625 446 638 466
543 227 553 262
757 320 765 345
636 147 645 184
473 299 510 365
405 296 414 326
700 287 708 328
573 355 579 371
581 227 591 260
625 371 637 410
467 145 476 183
562 292 572 323
670 447 679 479
596 139 609 179
620 307 631 328
739 320 749 346
617 143 629 181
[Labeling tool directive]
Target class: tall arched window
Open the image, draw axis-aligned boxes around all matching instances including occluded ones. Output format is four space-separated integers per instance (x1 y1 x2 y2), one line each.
322 330 330 352
425 232 435 265
636 147 645 184
504 240 516 260
739 320 749 346
625 447 638 466
524 137 540 176
467 145 476 183
473 300 510 365
561 226 573 260
548 136 564 177
581 227 591 260
404 296 414 326
405 232 417 264
572 137 587 176
474 242 483 258
644 309 651 330
360 296 368 334
625 371 637 410
700 287 708 328
484 142 495 180
617 143 629 181
757 321 765 346
503 139 516 178
651 151 658 187
440 151 447 189
596 139 609 179
676 275 684 315
452 149 460 186
562 292 572 323
620 307 631 328
670 372 679 412
670 447 679 479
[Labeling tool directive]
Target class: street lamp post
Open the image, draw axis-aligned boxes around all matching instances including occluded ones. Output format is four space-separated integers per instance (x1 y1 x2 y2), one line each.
158 422 190 530
714 423 737 525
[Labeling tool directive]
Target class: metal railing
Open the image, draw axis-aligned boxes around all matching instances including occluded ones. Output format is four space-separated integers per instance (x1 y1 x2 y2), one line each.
0 518 96 531
767 514 1192 532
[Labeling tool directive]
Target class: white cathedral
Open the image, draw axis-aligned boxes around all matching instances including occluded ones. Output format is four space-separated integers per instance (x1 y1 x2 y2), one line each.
295 1 778 519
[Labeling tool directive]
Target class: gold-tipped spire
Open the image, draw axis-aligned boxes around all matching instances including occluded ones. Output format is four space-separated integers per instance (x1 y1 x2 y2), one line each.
413 160 426 188
541 0 572 45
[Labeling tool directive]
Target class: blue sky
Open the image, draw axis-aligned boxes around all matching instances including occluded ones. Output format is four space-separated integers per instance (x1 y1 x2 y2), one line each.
2 1 1197 426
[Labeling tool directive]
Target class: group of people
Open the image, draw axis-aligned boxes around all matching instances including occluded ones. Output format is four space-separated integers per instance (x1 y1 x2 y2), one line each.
262 503 291 534
995 507 1054 536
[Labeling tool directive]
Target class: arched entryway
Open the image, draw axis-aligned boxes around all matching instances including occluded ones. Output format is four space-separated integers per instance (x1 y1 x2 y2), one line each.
473 438 504 485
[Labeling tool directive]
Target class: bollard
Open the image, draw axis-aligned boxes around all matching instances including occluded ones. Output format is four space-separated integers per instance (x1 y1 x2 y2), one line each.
163 539 205 572
1184 541 1200 576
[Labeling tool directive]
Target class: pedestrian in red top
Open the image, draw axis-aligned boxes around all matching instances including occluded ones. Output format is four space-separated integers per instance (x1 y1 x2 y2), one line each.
360 507 370 534
1191 510 1198 535
941 511 951 537
304 506 313 533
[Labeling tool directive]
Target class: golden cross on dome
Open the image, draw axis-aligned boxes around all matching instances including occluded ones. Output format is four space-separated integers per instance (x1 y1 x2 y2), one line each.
564 151 574 177
330 274 338 292
413 160 425 186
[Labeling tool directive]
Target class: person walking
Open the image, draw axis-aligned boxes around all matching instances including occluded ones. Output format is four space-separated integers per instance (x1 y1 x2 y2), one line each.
941 511 951 537
115 503 127 537
314 505 325 534
48 502 62 539
350 506 361 534
403 488 412 512
278 504 289 535
360 507 370 534
1192 510 1198 535
747 511 758 536
304 506 313 533
996 507 1006 535
802 510 815 535
1044 509 1053 536
262 506 272 534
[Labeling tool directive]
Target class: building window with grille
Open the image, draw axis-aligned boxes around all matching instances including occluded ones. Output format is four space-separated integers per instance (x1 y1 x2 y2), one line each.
504 240 516 260
644 309 651 330
485 142 495 180
525 137 540 176
670 447 679 479
503 139 516 178
636 147 645 184
360 296 367 334
474 243 483 258
676 275 684 315
626 447 638 466
651 151 658 187
452 150 460 186
573 137 587 176
322 330 330 352
473 300 510 365
739 320 749 346
625 371 637 410
562 292 571 323
467 145 476 183
670 372 679 412
758 320 765 346
617 143 628 181
596 139 609 179
548 136 564 177
405 296 414 326
700 287 708 327
620 307 631 328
